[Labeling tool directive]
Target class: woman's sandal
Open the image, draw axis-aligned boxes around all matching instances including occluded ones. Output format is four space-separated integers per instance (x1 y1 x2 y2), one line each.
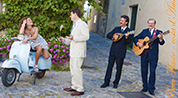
34 64 39 72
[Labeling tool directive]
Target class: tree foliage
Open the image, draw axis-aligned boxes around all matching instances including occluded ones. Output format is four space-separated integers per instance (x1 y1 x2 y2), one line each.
0 0 102 39
0 0 85 38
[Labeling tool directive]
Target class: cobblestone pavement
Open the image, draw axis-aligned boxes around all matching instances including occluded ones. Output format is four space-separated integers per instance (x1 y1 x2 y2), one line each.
0 32 178 98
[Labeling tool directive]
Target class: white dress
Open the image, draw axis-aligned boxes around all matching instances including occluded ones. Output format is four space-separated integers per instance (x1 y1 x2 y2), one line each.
25 34 48 50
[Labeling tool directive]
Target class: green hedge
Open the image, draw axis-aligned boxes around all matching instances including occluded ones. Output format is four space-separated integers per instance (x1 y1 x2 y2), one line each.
0 0 85 38
0 0 102 39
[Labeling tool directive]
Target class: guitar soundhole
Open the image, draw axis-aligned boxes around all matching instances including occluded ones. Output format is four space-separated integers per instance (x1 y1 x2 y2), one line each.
143 42 146 46
117 35 120 37
139 47 141 49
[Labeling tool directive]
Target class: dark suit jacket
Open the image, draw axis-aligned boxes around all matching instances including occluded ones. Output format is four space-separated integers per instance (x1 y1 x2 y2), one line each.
133 28 165 61
107 26 133 58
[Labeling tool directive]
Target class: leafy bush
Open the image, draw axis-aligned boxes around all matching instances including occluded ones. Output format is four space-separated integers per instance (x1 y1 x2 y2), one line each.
0 35 17 56
47 38 70 66
0 0 85 38
0 35 70 71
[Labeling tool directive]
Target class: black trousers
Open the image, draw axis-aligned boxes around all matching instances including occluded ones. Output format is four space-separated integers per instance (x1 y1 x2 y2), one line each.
141 57 157 93
104 55 124 85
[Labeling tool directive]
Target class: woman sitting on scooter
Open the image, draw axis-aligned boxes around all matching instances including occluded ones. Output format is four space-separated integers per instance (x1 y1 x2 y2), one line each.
18 17 50 72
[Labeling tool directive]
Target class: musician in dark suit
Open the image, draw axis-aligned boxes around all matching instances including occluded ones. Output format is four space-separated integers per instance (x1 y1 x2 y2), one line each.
133 18 165 95
100 15 134 88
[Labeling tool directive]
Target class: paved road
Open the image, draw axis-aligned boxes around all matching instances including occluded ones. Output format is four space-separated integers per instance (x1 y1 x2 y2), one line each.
0 32 178 98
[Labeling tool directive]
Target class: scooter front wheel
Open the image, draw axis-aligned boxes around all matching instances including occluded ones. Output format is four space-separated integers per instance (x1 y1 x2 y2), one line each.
2 68 17 87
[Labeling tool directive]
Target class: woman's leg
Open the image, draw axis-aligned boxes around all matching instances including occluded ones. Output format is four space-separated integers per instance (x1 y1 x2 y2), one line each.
34 45 42 65
42 49 50 59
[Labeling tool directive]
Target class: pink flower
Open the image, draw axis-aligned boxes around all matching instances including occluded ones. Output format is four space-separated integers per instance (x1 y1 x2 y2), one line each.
4 53 7 55
7 45 11 49
54 45 58 48
54 41 56 43
0 48 3 50
14 39 18 41
53 51 56 54
56 57 59 61
67 58 69 61
53 54 57 59
63 59 66 63
3 47 6 49
55 62 59 65
62 55 64 57
66 47 69 50
2 42 5 45
60 57 62 59
0 53 3 55
63 49 66 52
8 39 11 41
48 42 51 44
49 48 53 52
48 44 50 46
61 46 64 48
52 60 55 63
67 51 69 54
56 49 60 52
60 25 64 29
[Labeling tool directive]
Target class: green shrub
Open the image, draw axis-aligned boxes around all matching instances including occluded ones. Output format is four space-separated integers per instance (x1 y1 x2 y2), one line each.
0 0 85 38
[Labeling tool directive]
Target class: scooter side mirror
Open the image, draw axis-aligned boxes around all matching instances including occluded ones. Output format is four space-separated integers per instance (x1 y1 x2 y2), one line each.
17 34 25 41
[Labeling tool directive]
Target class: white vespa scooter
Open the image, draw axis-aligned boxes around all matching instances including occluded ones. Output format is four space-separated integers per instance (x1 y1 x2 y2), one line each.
1 35 51 87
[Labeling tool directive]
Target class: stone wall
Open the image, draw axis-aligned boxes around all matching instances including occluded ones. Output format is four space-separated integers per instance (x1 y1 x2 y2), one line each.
88 7 97 33
88 0 109 37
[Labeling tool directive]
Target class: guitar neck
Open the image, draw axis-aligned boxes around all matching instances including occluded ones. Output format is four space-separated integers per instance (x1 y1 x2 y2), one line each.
146 33 163 44
146 36 158 43
120 31 133 36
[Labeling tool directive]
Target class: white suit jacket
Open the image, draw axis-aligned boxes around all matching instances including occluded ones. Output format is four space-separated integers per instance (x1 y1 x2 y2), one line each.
66 19 89 58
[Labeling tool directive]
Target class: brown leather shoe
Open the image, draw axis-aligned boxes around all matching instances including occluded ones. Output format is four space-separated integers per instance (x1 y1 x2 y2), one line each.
71 91 84 96
63 88 76 92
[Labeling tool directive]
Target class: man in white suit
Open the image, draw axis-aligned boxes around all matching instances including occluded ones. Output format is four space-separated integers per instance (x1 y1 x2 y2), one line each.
59 8 89 96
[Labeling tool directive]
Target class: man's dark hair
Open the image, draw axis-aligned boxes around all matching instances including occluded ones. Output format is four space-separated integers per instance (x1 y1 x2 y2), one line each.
71 8 81 18
121 15 129 26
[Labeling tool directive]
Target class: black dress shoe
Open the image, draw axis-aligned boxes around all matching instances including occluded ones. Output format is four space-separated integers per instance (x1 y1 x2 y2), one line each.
149 92 155 96
100 83 109 88
141 89 148 92
113 84 118 88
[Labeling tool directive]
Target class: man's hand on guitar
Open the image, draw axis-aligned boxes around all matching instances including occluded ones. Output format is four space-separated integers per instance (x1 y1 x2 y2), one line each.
157 32 163 40
125 31 130 37
137 42 144 48
113 34 118 40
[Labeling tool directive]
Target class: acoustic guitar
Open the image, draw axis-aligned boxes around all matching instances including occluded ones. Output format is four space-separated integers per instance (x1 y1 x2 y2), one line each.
112 31 135 42
133 30 170 56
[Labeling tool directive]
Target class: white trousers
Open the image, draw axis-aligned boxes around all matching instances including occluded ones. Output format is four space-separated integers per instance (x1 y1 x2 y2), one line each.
70 57 84 92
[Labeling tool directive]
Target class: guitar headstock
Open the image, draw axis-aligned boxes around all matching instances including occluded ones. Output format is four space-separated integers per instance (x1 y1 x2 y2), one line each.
129 31 135 34
163 30 170 35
